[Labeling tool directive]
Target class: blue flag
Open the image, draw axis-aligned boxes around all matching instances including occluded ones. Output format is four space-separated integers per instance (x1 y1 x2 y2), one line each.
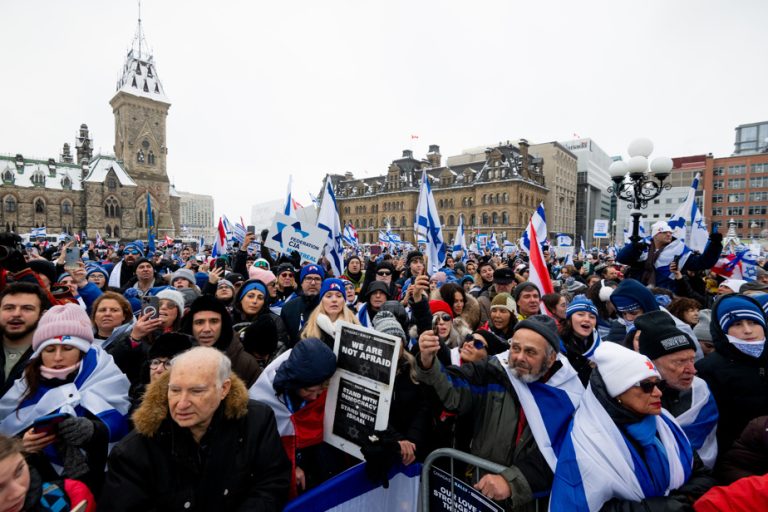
146 193 156 252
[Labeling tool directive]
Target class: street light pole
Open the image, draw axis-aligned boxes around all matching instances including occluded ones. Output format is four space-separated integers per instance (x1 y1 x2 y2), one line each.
607 138 673 244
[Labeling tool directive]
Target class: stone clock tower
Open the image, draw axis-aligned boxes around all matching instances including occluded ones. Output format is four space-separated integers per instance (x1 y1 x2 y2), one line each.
109 18 179 239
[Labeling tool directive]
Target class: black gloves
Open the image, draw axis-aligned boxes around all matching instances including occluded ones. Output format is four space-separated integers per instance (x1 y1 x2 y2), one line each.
360 430 401 489
709 232 723 244
58 416 94 447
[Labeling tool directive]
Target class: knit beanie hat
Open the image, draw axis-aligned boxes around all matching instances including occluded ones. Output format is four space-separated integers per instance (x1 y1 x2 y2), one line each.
372 311 406 342
720 279 747 294
593 341 661 398
32 303 94 357
148 333 194 360
473 329 509 355
513 281 540 302
319 278 345 299
85 264 108 278
566 296 598 319
156 288 185 318
429 300 454 319
273 338 337 393
513 314 560 353
237 279 269 304
124 240 145 255
248 266 277 285
754 294 768 316
133 257 154 271
299 264 325 282
406 250 423 268
609 279 658 314
651 221 672 238
693 309 713 342
635 311 696 361
716 294 766 333
217 279 235 290
490 293 516 314
366 281 391 299
240 316 278 355
170 268 196 287
252 258 270 270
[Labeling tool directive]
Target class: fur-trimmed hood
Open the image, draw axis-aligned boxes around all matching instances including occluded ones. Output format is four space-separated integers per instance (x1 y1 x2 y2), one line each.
132 370 250 437
460 293 481 330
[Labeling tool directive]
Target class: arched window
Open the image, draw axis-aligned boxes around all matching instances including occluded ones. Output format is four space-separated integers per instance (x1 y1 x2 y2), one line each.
105 197 121 218
137 150 145 163
492 212 499 225
147 151 156 165
31 171 45 187
502 212 509 224
2 169 13 183
61 176 72 190
401 216 406 227
137 209 144 228
34 199 45 214
482 213 489 225
105 225 112 237
489 195 494 205
4 196 16 213
470 214 476 226
61 201 72 215
439 216 445 226
448 215 455 226
114 226 120 238
482 194 487 205
391 216 397 227
361 219 366 228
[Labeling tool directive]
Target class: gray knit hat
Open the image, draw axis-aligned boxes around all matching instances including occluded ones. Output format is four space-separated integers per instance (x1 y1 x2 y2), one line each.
372 311 406 342
693 309 712 342
513 314 560 352
170 268 196 286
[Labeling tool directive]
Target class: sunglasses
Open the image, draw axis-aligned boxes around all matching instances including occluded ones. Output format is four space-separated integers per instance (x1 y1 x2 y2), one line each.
635 380 665 393
434 313 452 323
125 249 141 255
279 272 293 278
376 270 392 276
463 334 487 350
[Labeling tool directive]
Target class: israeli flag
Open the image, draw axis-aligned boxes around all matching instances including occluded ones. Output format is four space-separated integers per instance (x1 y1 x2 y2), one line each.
487 232 500 252
30 226 47 238
521 203 548 253
317 176 344 277
342 223 359 247
556 233 573 247
452 216 468 262
668 173 708 253
414 170 447 272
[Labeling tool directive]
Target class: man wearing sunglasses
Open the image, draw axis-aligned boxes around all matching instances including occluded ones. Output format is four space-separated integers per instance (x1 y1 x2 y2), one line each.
106 240 145 289
636 311 718 469
416 314 583 505
280 264 324 348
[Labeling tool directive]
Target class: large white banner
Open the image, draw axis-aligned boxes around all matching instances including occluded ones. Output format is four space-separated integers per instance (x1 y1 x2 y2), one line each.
264 212 327 263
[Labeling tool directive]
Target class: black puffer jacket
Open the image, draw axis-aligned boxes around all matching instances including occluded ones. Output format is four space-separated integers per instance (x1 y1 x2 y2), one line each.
695 294 768 453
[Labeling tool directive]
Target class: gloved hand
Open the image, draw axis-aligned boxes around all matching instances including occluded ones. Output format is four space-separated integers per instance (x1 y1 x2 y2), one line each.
60 443 89 479
709 232 723 244
58 417 94 447
2 249 28 273
260 229 269 242
360 430 400 489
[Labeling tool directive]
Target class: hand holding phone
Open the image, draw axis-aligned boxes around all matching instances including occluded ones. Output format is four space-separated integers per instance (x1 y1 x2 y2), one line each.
64 247 80 269
141 296 160 320
32 413 69 435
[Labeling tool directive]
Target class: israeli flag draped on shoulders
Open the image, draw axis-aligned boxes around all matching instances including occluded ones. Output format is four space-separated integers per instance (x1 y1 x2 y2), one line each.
549 385 693 512
317 175 344 277
414 170 447 273
496 352 584 472
675 376 718 469
0 347 130 443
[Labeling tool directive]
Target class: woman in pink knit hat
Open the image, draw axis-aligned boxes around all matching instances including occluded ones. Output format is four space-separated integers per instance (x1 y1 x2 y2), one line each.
0 303 130 495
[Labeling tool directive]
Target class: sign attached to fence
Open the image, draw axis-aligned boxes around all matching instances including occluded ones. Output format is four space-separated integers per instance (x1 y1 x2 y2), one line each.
324 321 400 459
429 466 505 512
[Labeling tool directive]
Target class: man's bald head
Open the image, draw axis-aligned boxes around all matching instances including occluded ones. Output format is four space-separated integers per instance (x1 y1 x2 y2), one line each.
170 346 232 390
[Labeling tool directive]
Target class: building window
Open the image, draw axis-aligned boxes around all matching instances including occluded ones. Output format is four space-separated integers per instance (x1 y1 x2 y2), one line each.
61 201 72 215
114 226 120 238
727 165 746 175
61 176 72 190
137 150 145 163
713 180 724 190
492 212 499 225
502 212 509 224
750 176 768 188
750 191 768 201
727 207 744 216
712 194 724 203
31 171 45 187
107 177 117 191
482 213 489 225
4 196 16 213
712 207 723 216
727 178 746 189
713 167 725 176
749 206 768 215
751 163 768 174
2 169 13 184
105 225 112 237
147 151 156 166
728 193 745 203
34 199 45 214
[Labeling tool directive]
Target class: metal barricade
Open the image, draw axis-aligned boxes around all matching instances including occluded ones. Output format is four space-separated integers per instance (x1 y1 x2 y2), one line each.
419 448 547 512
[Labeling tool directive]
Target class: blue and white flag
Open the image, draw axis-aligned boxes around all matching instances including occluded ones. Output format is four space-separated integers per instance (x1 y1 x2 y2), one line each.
503 239 517 255
317 175 344 277
30 226 47 238
146 193 155 253
487 232 500 252
342 222 359 247
232 220 246 244
284 175 297 217
198 236 205 255
452 216 468 262
414 170 447 272
668 173 708 253
676 377 718 469
579 237 586 258
521 203 549 252
556 233 573 247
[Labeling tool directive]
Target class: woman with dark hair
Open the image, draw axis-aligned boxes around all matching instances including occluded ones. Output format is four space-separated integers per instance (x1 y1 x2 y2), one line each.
0 305 130 495
558 296 601 386
542 293 567 324
438 282 481 330
667 297 701 328
90 292 136 349
232 279 290 352
585 279 618 339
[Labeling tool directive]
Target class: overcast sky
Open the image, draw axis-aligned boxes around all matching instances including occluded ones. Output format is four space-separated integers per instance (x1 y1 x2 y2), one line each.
2 1 766 222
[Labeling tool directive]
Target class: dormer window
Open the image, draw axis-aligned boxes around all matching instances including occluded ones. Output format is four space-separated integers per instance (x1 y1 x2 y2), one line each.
2 169 13 184
61 176 72 190
107 177 117 191
31 170 46 187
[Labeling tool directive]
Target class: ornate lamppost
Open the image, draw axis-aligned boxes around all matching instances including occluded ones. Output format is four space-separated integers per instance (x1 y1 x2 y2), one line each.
608 138 673 244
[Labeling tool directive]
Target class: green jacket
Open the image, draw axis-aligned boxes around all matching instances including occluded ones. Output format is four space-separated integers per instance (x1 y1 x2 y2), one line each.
416 356 554 510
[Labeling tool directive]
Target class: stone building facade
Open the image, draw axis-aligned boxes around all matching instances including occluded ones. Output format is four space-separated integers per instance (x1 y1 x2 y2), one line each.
0 21 180 241
529 142 577 237
332 141 549 245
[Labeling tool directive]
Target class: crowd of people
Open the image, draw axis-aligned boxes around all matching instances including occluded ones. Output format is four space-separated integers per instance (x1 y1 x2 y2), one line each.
0 219 766 510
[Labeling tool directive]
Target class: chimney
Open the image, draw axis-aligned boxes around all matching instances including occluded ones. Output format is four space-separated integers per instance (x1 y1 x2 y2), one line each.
344 172 354 180
427 144 441 167
518 139 530 175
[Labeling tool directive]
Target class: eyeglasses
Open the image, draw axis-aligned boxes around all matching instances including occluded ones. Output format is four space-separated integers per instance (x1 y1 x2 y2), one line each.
304 276 322 283
376 270 392 277
279 272 293 278
434 313 452 323
635 380 665 393
149 358 171 370
463 334 487 350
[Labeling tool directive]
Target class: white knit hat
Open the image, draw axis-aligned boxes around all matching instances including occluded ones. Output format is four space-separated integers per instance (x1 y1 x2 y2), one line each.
593 342 660 398
156 288 185 317
651 221 672 238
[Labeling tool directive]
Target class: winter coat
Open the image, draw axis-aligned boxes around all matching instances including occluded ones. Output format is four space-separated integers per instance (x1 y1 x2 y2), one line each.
694 473 768 512
695 294 768 452
716 415 768 485
224 332 263 388
0 342 31 397
280 293 320 348
100 372 291 511
459 293 482 330
414 355 558 511
386 359 434 461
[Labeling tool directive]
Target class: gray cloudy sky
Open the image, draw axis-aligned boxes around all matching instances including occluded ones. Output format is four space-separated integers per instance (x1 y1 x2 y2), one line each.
2 1 766 222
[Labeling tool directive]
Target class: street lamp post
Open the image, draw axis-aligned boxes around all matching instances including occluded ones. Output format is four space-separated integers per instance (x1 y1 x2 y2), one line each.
608 138 674 244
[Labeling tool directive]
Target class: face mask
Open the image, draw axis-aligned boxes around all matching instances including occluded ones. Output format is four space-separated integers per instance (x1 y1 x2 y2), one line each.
40 362 81 380
727 335 766 359
618 317 634 329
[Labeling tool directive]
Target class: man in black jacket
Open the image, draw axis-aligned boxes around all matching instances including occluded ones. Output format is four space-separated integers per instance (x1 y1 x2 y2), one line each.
280 264 324 347
100 346 290 511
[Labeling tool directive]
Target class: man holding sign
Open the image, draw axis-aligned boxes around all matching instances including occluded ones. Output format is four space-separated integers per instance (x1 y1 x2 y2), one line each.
416 315 583 508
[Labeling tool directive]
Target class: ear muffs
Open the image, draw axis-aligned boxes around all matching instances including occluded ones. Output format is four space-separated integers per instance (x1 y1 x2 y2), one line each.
598 279 614 303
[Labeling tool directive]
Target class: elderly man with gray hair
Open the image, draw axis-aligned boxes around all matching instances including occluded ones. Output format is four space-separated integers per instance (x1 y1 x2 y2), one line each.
100 346 291 511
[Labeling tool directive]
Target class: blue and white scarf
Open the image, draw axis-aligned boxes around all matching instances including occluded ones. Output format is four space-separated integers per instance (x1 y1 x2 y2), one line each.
560 331 602 361
357 303 371 328
675 376 718 469
550 386 693 511
0 348 130 443
497 352 584 471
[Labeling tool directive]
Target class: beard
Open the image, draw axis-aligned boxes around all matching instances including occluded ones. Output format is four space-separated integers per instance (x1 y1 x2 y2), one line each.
2 319 40 341
509 360 549 383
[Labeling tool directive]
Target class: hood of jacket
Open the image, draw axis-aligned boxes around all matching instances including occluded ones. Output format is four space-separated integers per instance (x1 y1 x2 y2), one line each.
609 278 659 314
132 370 249 437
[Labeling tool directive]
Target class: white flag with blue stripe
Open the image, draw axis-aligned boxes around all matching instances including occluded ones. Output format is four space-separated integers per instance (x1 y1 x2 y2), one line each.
414 170 447 273
521 203 548 254
30 226 47 237
317 176 344 277
668 173 708 253
556 233 573 247
452 216 468 262
488 232 500 252
342 222 358 247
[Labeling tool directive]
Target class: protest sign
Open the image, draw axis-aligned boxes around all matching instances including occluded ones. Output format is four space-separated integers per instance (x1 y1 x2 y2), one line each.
264 212 327 263
429 466 504 512
593 219 609 239
325 321 400 459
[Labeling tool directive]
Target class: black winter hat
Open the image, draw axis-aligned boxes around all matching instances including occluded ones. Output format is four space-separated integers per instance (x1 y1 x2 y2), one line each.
181 294 233 350
148 333 194 360
273 338 336 393
635 311 695 361
493 267 515 285
30 260 57 285
473 329 509 356
513 281 540 301
406 251 423 267
513 314 560 353
240 315 278 355
366 281 391 299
